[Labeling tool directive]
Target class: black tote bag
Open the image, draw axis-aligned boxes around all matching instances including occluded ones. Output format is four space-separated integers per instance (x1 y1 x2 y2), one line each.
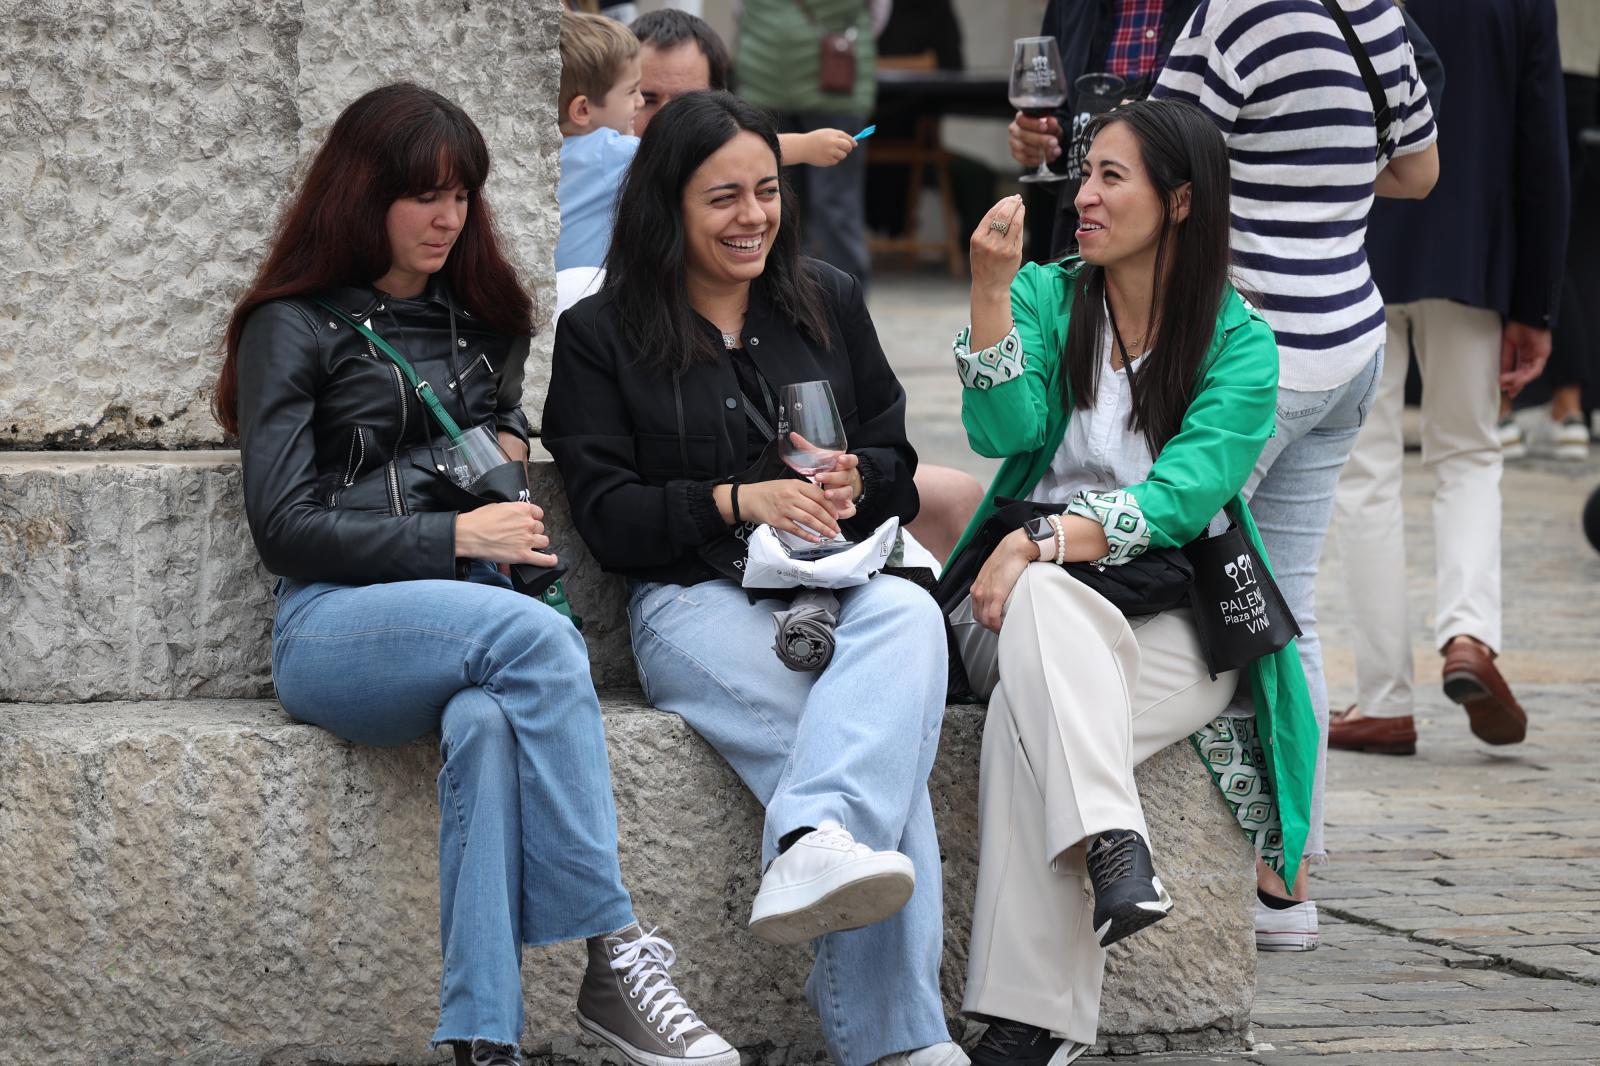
1184 524 1300 678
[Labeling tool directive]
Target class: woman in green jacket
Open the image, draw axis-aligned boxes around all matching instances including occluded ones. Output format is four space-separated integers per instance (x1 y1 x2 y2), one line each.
948 100 1320 1066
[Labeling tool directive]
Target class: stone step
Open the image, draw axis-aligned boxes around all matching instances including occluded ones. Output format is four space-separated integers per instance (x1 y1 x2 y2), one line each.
0 451 635 701
0 697 1255 1065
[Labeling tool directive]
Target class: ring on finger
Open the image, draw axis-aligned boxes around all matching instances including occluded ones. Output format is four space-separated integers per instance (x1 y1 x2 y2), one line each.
989 219 1011 234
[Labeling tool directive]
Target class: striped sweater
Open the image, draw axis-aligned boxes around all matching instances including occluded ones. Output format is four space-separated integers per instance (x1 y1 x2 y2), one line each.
1152 0 1437 390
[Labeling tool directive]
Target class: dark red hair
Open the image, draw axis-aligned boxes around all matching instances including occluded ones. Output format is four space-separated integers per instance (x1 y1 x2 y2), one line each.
214 82 534 435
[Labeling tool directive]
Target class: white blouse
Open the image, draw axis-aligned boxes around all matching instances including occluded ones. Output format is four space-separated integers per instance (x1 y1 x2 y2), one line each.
1027 329 1228 537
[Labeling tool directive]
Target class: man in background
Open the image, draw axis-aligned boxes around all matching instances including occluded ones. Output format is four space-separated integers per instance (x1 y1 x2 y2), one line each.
1332 0 1569 755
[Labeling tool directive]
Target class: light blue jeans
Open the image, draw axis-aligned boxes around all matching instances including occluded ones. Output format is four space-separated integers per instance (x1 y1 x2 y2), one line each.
1235 349 1384 859
271 563 635 1049
628 575 950 1066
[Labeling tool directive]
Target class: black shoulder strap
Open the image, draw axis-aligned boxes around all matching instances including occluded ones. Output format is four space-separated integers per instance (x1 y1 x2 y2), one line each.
1319 0 1394 159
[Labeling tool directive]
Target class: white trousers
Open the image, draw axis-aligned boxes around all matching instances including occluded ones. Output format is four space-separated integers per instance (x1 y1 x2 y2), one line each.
951 564 1238 1044
1333 300 1504 718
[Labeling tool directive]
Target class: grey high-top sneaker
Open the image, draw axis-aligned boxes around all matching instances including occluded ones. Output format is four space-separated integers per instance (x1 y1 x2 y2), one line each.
576 923 739 1066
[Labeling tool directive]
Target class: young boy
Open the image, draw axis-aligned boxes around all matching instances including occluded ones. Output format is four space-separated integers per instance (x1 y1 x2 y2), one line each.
556 11 644 271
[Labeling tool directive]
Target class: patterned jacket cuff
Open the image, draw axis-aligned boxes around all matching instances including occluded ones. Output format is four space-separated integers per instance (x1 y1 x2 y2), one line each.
952 325 1025 391
1066 488 1151 565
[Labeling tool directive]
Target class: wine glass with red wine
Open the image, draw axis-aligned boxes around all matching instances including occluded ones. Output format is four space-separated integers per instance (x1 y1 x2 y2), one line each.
1010 36 1069 184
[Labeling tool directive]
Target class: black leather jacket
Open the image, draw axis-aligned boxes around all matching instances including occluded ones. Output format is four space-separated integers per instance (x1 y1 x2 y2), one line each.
235 279 531 585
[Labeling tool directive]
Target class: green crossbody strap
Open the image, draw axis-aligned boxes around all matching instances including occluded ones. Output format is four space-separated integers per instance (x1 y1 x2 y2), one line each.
316 300 466 443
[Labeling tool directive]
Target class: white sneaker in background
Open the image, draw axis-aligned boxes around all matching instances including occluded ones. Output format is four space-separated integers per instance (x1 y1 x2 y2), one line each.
1497 417 1527 460
1553 417 1591 461
749 820 915 946
1255 895 1320 952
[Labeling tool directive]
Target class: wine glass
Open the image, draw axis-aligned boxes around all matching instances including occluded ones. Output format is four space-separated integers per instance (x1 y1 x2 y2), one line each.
442 424 565 596
778 380 851 551
778 380 848 479
1009 36 1070 184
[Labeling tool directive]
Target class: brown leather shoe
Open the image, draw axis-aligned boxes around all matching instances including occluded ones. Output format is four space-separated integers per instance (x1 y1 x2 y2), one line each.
1442 638 1527 745
1328 706 1417 755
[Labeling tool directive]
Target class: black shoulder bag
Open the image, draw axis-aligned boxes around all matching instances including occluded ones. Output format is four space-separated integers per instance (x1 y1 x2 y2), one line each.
315 301 581 626
1319 0 1395 159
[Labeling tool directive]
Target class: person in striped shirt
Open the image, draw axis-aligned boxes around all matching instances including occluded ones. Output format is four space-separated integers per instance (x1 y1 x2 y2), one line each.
1151 0 1439 952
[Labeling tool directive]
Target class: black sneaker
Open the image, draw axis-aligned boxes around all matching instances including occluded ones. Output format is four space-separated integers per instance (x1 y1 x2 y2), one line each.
969 1018 1086 1066
1085 829 1172 947
453 1040 520 1066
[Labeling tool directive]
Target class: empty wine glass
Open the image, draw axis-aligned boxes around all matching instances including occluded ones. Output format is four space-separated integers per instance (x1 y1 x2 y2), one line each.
443 425 526 499
778 380 851 552
778 380 848 479
1010 36 1070 184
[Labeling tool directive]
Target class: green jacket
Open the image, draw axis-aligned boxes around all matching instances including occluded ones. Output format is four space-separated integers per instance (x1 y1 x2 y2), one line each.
736 0 876 117
954 260 1318 888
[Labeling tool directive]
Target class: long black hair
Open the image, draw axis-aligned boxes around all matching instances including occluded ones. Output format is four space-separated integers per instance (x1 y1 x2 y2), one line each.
603 90 828 373
1063 98 1232 456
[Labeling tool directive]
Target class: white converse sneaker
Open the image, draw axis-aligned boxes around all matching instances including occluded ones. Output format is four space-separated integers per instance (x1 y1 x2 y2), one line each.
873 1041 972 1066
1254 895 1319 952
748 820 915 946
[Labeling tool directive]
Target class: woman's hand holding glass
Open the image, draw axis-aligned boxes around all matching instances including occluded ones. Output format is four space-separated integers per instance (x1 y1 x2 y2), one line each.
717 479 843 542
454 501 558 567
811 449 862 522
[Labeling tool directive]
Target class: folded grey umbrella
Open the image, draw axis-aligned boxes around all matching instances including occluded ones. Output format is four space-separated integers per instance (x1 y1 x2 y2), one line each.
771 589 841 671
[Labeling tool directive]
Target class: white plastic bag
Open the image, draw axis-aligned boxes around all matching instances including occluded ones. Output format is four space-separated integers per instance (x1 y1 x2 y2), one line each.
741 516 901 590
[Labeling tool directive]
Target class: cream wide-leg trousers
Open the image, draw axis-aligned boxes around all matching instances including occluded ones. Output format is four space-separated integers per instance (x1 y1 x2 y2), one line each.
951 563 1239 1044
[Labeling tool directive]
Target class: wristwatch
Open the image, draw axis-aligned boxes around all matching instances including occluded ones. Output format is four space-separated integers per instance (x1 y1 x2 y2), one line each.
1024 515 1056 559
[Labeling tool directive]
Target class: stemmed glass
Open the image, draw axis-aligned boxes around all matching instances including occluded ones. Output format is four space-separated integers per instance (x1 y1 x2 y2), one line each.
778 380 852 553
1009 36 1070 184
442 424 565 595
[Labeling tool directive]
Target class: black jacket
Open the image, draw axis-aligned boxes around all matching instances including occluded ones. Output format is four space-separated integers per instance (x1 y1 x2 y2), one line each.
544 260 919 586
1367 0 1568 328
236 280 532 584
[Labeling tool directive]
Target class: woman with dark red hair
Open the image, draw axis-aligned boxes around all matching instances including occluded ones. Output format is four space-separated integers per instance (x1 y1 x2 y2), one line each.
217 83 733 1066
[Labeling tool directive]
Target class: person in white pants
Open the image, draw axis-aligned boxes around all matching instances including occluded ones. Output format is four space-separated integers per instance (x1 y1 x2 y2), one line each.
1330 0 1570 755
946 101 1319 1066
1331 301 1540 753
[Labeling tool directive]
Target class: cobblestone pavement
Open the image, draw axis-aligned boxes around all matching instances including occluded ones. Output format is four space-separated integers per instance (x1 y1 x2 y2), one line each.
869 270 1600 1064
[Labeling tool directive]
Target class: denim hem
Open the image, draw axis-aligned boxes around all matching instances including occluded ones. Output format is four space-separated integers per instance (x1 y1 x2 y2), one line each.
518 906 636 951
429 1033 519 1052
835 1022 954 1066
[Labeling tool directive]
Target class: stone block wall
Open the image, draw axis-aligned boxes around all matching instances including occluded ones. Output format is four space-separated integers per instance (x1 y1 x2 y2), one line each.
0 452 638 701
0 0 562 450
0 699 1255 1066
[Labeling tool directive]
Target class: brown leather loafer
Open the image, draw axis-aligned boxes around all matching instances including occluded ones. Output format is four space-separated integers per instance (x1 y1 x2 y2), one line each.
1442 638 1527 745
1328 708 1417 755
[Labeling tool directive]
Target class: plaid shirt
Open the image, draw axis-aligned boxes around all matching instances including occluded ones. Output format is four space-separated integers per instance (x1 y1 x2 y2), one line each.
1104 0 1165 83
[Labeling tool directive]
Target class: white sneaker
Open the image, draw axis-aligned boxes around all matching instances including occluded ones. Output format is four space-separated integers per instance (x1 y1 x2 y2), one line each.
873 1041 971 1066
1254 895 1319 952
1554 417 1590 461
1498 417 1527 460
749 820 915 946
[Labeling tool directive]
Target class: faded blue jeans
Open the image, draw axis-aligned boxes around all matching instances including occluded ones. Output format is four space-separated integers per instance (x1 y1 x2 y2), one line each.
1234 348 1384 860
271 563 635 1048
628 575 950 1066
